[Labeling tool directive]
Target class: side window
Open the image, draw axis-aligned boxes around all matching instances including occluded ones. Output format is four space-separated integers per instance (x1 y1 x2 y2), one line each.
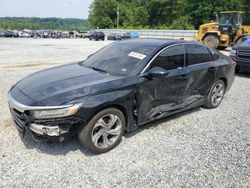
186 44 211 65
150 45 185 70
209 48 220 61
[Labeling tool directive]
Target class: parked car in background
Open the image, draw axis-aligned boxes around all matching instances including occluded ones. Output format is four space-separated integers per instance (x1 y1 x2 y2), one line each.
18 31 31 38
89 31 105 41
121 32 132 40
230 36 250 72
75 31 90 38
107 33 121 40
0 31 4 37
4 31 18 38
8 39 235 154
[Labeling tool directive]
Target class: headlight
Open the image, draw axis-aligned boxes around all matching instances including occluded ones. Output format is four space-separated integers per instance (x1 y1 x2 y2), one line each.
30 104 82 119
230 49 236 56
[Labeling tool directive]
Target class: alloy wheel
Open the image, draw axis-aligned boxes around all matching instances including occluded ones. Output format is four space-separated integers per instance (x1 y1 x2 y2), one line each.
211 82 225 106
91 114 122 149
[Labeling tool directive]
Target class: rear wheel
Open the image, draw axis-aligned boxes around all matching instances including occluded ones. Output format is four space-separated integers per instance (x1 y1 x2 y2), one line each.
203 35 219 49
78 108 125 154
204 80 225 109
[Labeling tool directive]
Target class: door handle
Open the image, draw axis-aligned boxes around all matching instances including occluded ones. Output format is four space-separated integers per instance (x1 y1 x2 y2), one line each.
208 67 216 72
177 74 188 79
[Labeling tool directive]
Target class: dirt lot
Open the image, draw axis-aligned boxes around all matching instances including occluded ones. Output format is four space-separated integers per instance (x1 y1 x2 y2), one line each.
0 38 249 187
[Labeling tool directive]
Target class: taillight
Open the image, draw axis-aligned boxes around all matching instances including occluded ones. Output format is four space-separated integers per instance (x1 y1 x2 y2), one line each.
232 61 237 69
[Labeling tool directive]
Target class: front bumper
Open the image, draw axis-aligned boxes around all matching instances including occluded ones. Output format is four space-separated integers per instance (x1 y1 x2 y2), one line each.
231 55 250 67
8 92 83 139
29 123 68 136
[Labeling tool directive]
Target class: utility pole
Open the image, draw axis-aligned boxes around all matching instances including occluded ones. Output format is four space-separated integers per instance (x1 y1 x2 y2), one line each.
117 5 120 29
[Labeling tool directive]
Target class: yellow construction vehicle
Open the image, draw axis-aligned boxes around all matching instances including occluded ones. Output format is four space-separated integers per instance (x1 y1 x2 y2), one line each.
195 11 250 49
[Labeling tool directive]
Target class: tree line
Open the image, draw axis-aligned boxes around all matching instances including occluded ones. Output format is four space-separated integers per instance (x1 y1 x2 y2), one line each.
0 17 88 31
88 0 250 29
1 1 249 31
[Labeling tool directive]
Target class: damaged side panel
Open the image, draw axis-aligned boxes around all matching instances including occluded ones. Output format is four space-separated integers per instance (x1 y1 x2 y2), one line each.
71 89 138 131
136 67 193 125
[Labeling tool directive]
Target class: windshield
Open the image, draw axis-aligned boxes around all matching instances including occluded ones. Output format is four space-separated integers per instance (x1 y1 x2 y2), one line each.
219 13 242 26
82 42 158 76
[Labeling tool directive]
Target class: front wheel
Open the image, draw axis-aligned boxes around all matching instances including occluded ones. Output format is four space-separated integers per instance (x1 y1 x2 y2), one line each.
78 108 126 154
203 35 219 49
204 80 225 109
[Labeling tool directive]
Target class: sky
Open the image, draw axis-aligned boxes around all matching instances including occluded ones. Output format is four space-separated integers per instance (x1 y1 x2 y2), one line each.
0 0 93 19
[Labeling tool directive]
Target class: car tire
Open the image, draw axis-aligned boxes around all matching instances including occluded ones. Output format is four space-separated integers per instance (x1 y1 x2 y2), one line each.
204 80 225 109
78 108 126 154
203 35 219 49
235 65 241 73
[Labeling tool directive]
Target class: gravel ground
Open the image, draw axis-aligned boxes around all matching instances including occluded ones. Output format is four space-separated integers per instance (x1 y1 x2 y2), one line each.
0 38 249 187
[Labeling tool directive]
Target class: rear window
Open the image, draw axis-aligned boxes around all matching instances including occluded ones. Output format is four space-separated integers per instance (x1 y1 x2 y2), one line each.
186 44 211 65
208 48 220 61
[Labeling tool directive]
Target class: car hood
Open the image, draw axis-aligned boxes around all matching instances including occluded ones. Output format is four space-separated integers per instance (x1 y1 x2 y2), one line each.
16 62 136 106
234 41 250 51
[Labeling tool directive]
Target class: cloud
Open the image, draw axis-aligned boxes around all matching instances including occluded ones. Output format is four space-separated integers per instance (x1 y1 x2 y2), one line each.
63 3 69 8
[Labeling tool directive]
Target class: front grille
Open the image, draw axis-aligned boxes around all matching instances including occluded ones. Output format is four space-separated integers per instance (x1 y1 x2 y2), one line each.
10 108 26 133
237 50 250 61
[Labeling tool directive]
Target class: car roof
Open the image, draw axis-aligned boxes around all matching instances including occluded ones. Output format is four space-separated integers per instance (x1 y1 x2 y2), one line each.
116 38 191 49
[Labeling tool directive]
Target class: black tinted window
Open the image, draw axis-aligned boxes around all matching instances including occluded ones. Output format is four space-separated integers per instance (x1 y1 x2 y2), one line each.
186 44 211 65
150 45 185 70
208 48 220 61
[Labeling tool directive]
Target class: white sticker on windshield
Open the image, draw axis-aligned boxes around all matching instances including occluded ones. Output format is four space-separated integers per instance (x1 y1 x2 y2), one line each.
128 52 146 60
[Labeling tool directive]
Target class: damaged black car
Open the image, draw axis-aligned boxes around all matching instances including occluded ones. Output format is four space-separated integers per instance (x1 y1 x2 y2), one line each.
8 39 235 154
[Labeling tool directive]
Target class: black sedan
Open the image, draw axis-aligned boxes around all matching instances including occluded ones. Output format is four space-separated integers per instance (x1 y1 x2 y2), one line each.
121 32 132 40
4 31 18 38
8 39 235 154
230 36 250 72
107 33 121 40
89 31 105 41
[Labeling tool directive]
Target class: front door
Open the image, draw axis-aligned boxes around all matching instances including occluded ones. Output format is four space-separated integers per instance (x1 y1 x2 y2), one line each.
137 44 191 124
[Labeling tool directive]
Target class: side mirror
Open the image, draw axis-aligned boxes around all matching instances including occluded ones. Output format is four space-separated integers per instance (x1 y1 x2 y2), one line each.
144 66 169 78
87 53 93 59
236 23 241 28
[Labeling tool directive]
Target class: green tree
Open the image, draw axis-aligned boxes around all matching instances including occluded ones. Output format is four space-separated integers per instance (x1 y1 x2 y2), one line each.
0 17 88 31
186 0 244 28
88 0 118 28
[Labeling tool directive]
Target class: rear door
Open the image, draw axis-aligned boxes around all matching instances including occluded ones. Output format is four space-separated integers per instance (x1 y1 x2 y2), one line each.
183 44 217 102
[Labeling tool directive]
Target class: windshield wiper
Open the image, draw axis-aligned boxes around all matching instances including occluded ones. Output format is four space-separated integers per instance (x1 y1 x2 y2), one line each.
87 66 108 74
